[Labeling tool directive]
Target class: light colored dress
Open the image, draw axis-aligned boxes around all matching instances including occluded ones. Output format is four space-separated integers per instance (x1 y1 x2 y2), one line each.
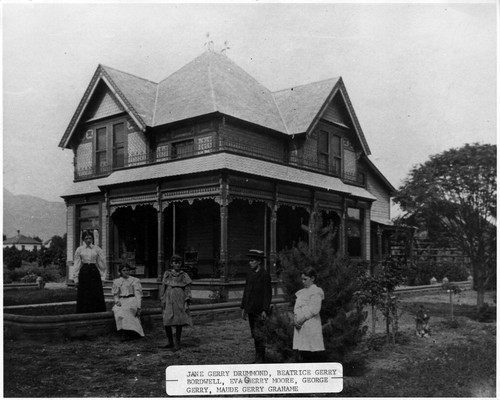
111 276 144 337
293 284 325 352
161 270 192 326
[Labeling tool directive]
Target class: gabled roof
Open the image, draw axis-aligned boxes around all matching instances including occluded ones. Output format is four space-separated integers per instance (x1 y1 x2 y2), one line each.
59 50 371 155
4 233 42 245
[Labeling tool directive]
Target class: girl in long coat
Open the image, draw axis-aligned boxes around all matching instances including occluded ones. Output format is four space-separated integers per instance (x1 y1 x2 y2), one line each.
293 267 325 362
112 264 144 340
160 254 192 350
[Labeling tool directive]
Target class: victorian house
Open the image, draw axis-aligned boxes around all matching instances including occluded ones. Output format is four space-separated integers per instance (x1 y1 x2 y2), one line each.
59 50 395 296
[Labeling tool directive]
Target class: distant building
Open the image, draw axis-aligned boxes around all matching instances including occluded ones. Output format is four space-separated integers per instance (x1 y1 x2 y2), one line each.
3 230 43 251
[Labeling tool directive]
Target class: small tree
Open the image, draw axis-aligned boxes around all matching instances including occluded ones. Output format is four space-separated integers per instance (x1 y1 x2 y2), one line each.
356 257 405 344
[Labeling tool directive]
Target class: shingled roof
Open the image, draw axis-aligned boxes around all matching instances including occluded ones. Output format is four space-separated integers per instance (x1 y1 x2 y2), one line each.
61 153 376 201
59 50 370 155
4 231 42 245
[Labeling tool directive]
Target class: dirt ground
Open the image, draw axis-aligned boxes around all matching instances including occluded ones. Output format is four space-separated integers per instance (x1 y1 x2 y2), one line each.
3 288 496 397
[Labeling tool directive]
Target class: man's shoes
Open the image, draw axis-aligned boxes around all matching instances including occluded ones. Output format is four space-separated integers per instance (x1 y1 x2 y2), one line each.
161 343 174 349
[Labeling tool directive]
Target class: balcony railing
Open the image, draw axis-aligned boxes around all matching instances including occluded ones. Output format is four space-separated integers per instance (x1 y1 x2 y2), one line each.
74 136 366 187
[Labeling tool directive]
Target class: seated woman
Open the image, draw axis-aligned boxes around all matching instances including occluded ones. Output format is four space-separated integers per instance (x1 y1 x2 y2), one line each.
112 264 144 341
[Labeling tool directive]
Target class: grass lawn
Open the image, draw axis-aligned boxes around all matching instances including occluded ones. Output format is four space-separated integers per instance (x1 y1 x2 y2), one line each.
3 289 496 397
3 287 77 306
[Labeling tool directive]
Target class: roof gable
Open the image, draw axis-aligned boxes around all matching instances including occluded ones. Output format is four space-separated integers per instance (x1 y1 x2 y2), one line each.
83 83 124 122
274 78 371 155
273 78 340 135
59 65 156 148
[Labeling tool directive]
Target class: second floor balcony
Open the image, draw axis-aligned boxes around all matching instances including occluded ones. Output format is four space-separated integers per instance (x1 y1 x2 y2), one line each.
74 136 367 187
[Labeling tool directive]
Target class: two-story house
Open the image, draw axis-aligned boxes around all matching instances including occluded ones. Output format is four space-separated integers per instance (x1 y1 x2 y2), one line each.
59 49 395 294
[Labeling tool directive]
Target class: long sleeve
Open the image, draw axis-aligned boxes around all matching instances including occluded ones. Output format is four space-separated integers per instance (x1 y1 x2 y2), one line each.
73 247 82 283
160 271 168 300
296 293 322 325
184 282 192 302
112 279 120 303
263 272 272 313
95 246 107 280
133 278 143 309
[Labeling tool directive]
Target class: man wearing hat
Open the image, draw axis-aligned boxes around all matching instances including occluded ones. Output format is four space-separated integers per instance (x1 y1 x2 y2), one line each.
241 249 272 363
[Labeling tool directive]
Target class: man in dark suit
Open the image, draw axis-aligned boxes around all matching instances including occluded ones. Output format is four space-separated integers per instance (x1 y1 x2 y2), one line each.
241 249 272 363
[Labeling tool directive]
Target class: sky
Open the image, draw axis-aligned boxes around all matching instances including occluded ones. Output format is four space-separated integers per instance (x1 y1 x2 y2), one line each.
2 1 497 218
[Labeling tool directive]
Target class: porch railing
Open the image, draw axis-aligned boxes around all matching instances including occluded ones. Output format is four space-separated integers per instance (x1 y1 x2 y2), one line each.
74 136 366 187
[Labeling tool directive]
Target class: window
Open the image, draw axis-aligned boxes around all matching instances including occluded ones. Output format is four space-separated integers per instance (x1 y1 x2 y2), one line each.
331 135 342 174
96 127 107 174
347 207 363 257
318 129 342 175
197 136 213 154
318 130 329 171
112 122 125 168
172 139 194 158
78 204 100 247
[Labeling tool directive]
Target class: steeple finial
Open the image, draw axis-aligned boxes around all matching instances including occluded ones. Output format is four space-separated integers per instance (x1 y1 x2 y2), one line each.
221 40 230 55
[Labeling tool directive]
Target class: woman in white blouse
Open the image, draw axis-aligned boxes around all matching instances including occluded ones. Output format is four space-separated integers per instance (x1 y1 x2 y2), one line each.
73 231 107 313
112 264 144 340
293 266 325 362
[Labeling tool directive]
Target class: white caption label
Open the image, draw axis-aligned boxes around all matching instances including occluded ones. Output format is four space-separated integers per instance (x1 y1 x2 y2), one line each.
165 363 343 396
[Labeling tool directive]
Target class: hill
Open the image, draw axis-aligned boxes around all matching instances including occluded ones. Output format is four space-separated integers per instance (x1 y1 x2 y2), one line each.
3 189 66 242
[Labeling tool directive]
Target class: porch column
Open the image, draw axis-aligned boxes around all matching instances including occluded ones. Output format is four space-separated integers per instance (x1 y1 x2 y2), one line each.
157 185 164 281
219 177 229 282
364 207 371 261
269 204 277 279
157 207 164 280
105 193 114 280
377 225 383 261
340 201 346 256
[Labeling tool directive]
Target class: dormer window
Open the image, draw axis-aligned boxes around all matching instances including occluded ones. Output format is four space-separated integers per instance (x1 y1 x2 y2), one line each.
96 127 107 174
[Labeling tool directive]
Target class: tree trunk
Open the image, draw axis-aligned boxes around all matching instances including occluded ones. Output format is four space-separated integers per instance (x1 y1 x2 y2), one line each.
474 260 486 308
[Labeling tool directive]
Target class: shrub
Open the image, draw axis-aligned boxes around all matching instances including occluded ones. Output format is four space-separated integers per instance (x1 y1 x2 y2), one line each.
4 262 62 283
403 260 469 285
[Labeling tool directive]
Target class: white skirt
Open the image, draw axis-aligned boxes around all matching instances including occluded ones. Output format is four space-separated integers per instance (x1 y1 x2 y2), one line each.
112 297 144 337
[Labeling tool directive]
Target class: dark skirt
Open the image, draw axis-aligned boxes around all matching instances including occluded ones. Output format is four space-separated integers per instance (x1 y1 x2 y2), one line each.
76 264 106 313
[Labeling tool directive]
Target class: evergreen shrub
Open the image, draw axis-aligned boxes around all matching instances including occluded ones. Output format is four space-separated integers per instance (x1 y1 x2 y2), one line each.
263 235 368 363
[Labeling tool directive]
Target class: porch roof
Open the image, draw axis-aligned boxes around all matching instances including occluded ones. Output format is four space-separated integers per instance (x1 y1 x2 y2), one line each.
61 153 376 201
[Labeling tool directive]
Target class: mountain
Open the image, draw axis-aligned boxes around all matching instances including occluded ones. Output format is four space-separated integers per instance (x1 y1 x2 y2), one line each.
3 189 66 242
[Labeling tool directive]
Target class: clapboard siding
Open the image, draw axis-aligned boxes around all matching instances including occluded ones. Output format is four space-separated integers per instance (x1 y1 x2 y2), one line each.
366 171 391 221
